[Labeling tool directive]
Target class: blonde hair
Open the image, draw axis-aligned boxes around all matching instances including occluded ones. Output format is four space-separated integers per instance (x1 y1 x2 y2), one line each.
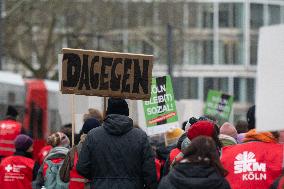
47 132 70 148
166 128 184 146
83 108 103 123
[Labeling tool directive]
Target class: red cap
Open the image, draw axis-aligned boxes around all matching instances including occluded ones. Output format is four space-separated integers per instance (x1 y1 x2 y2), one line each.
187 120 215 140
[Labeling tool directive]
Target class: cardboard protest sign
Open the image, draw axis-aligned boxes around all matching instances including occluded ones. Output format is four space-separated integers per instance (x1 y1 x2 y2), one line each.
256 25 284 131
143 76 179 135
204 90 234 121
61 48 153 100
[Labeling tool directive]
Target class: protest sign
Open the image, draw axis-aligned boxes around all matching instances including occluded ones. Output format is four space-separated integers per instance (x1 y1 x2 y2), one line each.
256 25 284 131
204 90 234 121
61 48 153 100
143 76 179 135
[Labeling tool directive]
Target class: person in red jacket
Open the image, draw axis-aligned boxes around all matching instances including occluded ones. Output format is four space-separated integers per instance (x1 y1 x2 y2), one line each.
221 129 282 189
33 132 70 189
165 120 223 175
0 106 26 161
60 118 101 189
0 134 38 189
37 145 53 165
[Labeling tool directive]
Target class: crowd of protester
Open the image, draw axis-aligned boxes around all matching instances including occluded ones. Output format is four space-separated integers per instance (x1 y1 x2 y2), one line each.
0 101 284 189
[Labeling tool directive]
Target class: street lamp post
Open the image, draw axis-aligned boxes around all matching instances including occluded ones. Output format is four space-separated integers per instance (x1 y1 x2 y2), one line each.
167 24 173 79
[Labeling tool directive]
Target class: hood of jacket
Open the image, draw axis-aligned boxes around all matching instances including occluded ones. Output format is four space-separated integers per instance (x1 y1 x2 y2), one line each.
166 163 227 189
46 146 69 160
103 114 133 136
177 133 187 150
156 143 176 160
219 134 237 146
14 149 33 159
243 129 277 143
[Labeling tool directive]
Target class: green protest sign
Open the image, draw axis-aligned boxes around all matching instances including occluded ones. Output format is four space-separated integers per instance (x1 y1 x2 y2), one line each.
143 76 178 135
204 90 234 121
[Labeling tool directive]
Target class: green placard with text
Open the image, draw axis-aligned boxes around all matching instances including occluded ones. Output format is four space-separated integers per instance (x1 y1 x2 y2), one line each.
204 90 234 121
143 76 178 131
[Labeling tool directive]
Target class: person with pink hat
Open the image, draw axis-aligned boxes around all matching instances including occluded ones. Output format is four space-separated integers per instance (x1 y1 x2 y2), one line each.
219 122 237 146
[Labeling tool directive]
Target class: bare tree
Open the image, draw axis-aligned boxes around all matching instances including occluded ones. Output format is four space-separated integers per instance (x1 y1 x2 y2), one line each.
4 0 184 79
4 0 92 79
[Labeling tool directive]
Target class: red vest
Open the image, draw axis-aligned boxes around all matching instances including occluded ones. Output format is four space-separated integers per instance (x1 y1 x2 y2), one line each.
0 120 21 157
169 148 181 164
155 158 161 181
37 145 52 165
69 150 87 189
43 158 64 176
221 142 283 189
278 176 284 189
0 156 34 189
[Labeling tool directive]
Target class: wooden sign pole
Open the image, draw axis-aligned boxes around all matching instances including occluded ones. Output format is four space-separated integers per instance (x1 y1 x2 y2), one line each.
103 97 107 119
71 94 75 147
164 133 168 147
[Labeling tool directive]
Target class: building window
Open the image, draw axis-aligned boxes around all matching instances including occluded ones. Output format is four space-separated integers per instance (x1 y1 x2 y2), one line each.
204 78 214 101
203 78 228 100
201 4 214 28
173 77 198 99
282 6 284 24
250 3 264 29
219 39 242 65
219 4 230 28
234 78 240 102
269 5 280 25
128 38 142 54
142 41 154 55
188 3 199 28
203 40 214 64
185 40 213 65
250 35 258 65
172 77 182 100
218 3 244 65
184 40 198 65
186 78 198 99
219 3 243 28
234 78 255 103
112 37 123 52
247 78 255 103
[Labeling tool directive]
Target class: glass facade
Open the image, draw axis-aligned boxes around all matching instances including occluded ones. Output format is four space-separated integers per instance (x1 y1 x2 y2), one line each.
129 1 283 122
219 3 243 28
183 3 214 65
269 5 281 25
233 78 255 103
174 77 199 99
38 0 284 123
4 0 284 122
203 78 229 101
219 3 244 65
250 4 264 29
175 1 282 121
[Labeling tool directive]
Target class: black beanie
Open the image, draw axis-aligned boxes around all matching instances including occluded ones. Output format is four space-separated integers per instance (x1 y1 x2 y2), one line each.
247 105 255 130
106 98 129 116
6 105 18 118
82 118 101 134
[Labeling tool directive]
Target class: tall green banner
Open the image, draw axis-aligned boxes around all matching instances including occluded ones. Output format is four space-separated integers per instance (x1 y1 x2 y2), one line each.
143 76 179 135
204 90 234 121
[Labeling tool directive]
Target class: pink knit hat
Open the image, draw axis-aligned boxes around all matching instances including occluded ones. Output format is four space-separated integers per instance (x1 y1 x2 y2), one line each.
279 130 284 144
220 122 237 139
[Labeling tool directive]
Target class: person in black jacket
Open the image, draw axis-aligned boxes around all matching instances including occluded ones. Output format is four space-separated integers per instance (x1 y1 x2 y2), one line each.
76 98 158 189
158 136 231 189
